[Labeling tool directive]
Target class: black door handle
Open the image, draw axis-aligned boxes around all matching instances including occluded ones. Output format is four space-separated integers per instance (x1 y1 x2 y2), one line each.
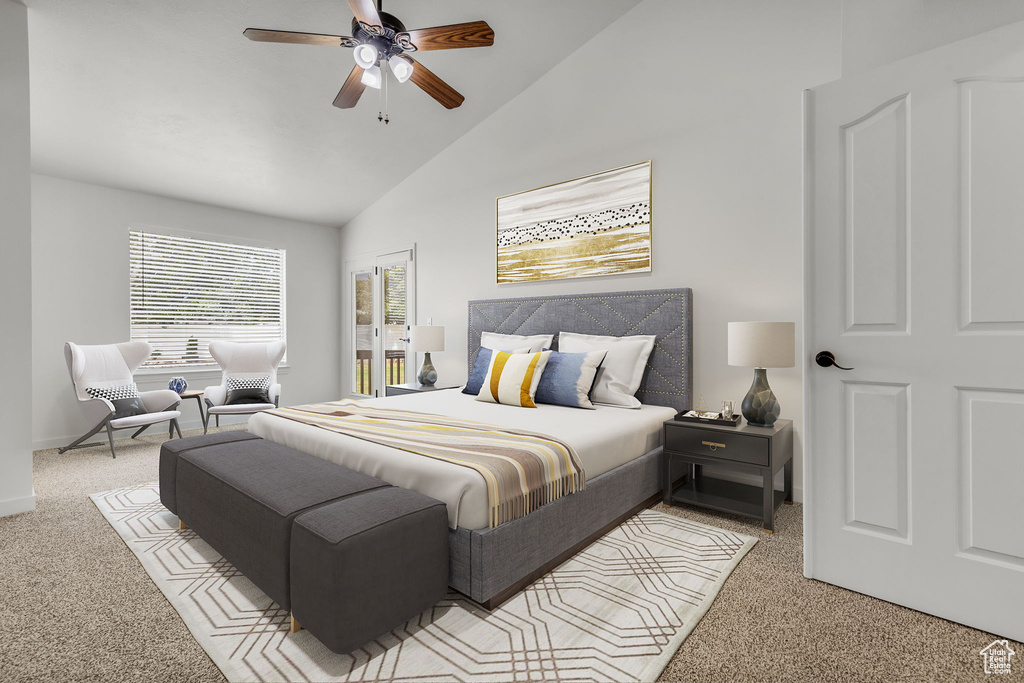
815 351 854 371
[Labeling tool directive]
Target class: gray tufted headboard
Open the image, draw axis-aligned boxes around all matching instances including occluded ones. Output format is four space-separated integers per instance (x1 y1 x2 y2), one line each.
467 288 692 412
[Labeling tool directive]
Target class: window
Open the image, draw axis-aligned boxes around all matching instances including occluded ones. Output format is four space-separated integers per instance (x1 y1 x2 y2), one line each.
350 248 414 397
129 230 286 368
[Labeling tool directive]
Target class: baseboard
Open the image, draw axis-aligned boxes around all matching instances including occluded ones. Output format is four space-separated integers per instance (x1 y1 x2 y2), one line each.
0 492 36 518
32 415 250 452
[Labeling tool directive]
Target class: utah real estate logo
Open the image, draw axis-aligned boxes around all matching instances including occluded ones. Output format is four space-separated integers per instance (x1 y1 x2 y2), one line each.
980 640 1015 675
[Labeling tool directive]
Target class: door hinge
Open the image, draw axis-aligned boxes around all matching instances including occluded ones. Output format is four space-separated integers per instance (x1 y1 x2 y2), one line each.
374 266 379 275
374 328 379 337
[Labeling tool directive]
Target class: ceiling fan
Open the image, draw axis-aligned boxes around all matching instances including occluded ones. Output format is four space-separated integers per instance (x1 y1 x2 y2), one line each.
244 0 494 117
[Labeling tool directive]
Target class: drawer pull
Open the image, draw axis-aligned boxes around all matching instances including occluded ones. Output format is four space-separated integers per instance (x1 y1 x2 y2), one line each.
702 440 726 451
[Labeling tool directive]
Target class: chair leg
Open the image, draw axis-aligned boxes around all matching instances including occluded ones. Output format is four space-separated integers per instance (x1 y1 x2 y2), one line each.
171 419 183 439
58 420 107 454
105 422 117 459
215 414 220 428
202 410 209 435
131 423 151 439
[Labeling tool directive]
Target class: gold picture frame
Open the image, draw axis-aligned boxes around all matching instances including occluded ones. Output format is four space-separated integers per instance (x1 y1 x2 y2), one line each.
496 160 652 284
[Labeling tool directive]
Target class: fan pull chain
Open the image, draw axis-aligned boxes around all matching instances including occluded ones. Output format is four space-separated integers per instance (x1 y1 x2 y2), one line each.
384 66 390 124
378 76 383 123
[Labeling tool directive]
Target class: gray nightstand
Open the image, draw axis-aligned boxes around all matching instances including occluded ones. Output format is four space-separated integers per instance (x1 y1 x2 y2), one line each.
385 383 460 397
662 418 793 533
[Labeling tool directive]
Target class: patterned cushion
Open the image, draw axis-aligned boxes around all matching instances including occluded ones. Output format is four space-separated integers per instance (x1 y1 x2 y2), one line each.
462 346 530 396
480 332 553 354
535 349 608 410
475 351 551 408
86 383 147 420
226 375 271 405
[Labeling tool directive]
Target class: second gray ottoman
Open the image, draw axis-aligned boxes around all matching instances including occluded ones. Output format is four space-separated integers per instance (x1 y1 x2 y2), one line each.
290 486 449 654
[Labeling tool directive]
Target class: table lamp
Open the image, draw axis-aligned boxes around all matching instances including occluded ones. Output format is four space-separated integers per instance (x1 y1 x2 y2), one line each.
409 325 445 386
728 322 794 427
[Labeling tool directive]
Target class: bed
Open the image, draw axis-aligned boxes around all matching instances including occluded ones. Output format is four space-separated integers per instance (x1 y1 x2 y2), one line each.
249 287 693 608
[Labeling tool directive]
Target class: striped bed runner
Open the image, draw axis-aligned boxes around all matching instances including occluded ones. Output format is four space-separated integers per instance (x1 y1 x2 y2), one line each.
265 400 586 528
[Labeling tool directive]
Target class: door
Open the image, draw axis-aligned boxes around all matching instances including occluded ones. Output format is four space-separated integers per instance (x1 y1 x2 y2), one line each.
349 248 415 397
806 21 1024 640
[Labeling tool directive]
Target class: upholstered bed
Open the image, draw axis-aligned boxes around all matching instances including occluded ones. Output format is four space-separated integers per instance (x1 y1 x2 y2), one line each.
250 287 693 608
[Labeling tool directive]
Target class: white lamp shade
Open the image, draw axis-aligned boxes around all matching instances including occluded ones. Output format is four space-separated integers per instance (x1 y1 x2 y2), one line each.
409 326 445 352
353 43 379 69
389 54 414 83
728 322 795 368
360 64 382 89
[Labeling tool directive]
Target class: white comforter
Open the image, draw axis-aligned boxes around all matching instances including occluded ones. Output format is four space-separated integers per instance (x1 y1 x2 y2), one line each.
248 390 676 530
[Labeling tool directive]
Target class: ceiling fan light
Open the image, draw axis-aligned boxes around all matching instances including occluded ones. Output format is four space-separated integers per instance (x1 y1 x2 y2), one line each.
388 55 414 83
353 43 378 69
360 64 382 89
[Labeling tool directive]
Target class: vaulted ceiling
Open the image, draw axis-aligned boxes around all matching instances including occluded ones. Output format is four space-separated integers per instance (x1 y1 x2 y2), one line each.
25 0 642 227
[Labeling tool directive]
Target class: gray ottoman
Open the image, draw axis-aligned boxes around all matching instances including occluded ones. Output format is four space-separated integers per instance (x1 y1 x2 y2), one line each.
159 431 262 514
290 486 449 654
175 440 390 610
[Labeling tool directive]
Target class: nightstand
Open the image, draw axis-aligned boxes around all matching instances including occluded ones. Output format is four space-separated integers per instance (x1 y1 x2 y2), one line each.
385 383 460 397
662 418 793 533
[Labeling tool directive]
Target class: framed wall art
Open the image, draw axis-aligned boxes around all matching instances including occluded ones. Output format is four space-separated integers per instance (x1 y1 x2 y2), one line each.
496 160 652 284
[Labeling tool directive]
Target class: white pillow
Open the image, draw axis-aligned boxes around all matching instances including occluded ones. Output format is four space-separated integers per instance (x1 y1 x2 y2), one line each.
481 331 554 353
557 332 656 409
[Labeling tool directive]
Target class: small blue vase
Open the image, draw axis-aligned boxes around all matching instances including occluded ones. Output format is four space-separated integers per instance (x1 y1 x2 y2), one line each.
169 376 188 394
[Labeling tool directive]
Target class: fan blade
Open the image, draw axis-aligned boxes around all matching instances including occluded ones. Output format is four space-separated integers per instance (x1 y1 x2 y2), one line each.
243 28 357 47
348 0 382 27
408 58 465 109
333 65 367 109
403 21 494 51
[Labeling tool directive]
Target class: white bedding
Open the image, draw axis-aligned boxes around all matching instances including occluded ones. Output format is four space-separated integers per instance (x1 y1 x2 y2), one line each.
248 390 676 530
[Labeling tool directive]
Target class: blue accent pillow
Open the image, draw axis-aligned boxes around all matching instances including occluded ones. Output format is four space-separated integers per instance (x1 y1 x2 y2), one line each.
462 347 494 395
535 349 608 409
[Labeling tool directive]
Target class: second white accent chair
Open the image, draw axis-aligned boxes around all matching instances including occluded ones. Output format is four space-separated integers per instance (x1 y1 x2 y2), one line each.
203 340 286 433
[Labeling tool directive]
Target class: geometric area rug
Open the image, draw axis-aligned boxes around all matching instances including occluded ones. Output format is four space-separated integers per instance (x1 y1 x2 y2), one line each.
91 483 756 683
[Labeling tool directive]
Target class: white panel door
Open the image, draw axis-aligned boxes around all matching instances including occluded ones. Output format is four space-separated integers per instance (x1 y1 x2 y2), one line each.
806 21 1024 641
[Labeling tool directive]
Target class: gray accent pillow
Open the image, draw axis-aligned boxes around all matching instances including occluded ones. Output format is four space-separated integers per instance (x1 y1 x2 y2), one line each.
226 375 271 405
86 383 147 419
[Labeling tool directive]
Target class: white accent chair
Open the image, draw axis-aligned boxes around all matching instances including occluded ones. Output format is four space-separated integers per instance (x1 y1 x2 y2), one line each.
60 341 183 458
202 340 286 434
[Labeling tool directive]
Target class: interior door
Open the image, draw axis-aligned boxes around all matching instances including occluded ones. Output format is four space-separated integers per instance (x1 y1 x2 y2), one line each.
805 21 1024 641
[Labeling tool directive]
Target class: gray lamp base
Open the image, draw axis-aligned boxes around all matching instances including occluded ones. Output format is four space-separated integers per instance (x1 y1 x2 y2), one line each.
417 352 437 387
741 368 780 427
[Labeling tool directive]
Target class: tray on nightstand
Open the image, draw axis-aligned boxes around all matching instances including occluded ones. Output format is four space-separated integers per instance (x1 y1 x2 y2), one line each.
674 411 742 427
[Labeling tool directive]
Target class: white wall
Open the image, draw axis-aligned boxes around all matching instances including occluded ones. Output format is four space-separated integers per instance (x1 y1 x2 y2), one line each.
32 175 342 448
0 0 35 517
339 0 844 502
842 0 1024 75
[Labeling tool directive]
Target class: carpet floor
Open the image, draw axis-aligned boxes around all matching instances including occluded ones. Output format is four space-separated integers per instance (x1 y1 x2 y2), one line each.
0 427 1019 683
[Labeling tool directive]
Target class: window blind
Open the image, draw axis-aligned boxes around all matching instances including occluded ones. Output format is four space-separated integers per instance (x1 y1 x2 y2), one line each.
129 230 286 368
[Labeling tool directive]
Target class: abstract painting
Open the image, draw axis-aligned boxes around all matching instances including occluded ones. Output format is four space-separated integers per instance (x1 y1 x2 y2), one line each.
496 161 652 284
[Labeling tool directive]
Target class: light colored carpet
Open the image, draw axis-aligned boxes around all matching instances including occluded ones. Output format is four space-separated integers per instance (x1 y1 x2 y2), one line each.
0 427 1020 682
92 483 754 682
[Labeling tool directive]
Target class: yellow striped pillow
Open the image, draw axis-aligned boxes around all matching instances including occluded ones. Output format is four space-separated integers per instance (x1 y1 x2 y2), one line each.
475 350 552 408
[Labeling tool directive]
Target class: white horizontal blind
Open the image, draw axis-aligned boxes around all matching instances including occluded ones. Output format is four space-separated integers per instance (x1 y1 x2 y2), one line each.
129 230 286 368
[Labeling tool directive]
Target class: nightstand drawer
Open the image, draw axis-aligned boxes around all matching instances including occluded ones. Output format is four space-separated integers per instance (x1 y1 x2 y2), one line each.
664 425 769 466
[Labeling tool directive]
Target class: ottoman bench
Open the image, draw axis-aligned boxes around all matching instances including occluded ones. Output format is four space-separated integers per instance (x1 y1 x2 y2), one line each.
159 431 261 514
173 438 390 611
290 486 449 654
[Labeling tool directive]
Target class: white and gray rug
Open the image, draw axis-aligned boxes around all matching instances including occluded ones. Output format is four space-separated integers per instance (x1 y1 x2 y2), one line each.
91 483 756 683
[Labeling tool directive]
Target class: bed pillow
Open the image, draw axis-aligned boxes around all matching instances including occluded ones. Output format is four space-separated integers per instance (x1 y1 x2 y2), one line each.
534 349 608 410
86 383 147 420
226 374 272 405
463 346 530 395
475 350 552 408
480 331 554 354
557 332 656 409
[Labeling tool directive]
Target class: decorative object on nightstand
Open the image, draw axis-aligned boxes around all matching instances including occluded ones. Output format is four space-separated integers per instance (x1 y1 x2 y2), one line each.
409 325 445 387
385 383 460 397
663 417 794 533
728 321 795 428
